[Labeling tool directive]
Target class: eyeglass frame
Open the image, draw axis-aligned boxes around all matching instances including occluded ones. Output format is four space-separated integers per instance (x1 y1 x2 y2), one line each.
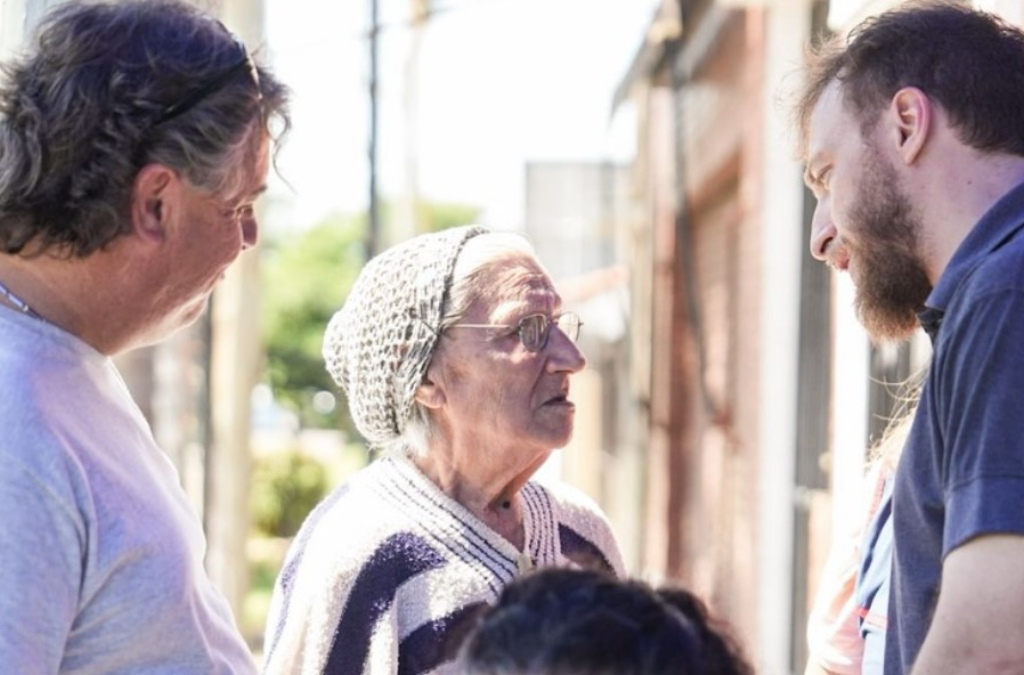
447 312 583 353
150 30 262 129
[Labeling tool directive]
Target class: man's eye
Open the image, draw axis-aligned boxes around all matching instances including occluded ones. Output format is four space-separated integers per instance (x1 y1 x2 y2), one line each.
224 204 254 220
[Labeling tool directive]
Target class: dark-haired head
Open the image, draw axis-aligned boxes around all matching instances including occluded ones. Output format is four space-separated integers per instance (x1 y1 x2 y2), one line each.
458 567 752 675
795 1 1024 160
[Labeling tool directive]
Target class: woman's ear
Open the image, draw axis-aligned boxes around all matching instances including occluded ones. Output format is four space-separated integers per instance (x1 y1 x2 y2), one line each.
414 375 446 410
131 164 177 244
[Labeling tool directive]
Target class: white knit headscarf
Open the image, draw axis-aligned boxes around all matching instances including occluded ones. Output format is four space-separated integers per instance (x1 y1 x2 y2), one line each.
323 225 487 446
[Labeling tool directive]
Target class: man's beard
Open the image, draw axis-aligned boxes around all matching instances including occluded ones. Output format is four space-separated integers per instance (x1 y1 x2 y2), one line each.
843 150 932 343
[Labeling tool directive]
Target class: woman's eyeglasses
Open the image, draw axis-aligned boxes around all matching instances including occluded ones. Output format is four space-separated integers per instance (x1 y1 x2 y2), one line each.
449 312 582 353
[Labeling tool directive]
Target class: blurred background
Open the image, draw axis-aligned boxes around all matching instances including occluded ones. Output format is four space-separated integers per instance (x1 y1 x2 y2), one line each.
8 0 1018 672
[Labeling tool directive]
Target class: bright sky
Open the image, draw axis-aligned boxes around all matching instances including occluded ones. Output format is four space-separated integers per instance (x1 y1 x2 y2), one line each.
263 0 661 234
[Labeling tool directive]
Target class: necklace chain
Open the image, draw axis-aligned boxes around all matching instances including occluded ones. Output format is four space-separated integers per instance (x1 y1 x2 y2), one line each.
0 277 43 320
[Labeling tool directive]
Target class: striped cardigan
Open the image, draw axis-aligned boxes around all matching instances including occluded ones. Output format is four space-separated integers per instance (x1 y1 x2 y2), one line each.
262 455 625 675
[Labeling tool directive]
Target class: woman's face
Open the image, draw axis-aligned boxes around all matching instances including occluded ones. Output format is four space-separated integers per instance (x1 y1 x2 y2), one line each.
424 253 586 468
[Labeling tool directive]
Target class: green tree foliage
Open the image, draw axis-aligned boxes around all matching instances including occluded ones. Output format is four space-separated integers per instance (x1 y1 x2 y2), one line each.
417 200 484 233
250 451 328 537
261 212 364 429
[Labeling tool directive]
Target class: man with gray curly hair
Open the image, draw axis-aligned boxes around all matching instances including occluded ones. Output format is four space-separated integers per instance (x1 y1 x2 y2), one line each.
0 1 289 672
263 225 625 674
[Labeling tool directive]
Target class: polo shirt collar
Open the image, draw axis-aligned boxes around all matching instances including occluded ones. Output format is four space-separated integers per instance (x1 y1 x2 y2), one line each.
919 178 1024 337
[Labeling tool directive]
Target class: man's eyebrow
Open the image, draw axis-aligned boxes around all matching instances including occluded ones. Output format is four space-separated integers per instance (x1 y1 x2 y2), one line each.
227 184 267 207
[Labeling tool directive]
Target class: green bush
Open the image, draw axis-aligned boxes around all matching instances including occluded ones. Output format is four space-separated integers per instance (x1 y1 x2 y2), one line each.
250 452 328 538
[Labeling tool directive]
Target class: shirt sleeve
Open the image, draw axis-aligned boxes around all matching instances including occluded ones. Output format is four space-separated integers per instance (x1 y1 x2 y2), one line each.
0 452 84 675
936 288 1024 555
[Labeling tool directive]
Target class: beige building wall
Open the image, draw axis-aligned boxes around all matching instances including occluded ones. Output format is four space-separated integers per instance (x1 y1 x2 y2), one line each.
620 0 811 670
673 7 768 654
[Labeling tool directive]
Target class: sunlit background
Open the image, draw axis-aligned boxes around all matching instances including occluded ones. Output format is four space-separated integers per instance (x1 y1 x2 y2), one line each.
263 0 656 234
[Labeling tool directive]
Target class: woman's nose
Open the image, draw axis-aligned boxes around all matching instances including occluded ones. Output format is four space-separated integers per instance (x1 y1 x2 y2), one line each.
546 326 586 374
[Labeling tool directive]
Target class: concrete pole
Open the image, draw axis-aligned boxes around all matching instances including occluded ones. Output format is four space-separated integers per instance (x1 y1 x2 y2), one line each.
757 0 812 671
206 0 265 629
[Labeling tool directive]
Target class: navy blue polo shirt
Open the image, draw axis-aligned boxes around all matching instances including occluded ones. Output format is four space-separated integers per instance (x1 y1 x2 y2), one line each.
886 179 1024 673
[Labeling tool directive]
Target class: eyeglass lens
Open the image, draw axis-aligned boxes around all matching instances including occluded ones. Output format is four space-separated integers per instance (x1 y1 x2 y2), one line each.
519 314 581 352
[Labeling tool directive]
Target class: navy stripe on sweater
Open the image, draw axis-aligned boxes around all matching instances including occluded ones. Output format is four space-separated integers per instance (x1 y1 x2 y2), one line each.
380 461 517 583
324 532 446 675
558 523 615 574
397 601 489 675
522 483 556 564
390 462 517 574
374 474 510 596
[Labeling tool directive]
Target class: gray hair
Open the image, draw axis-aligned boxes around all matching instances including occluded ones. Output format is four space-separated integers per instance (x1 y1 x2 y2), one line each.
0 0 290 257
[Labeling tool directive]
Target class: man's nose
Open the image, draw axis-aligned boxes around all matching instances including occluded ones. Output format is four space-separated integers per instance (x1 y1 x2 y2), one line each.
809 200 835 262
241 212 258 250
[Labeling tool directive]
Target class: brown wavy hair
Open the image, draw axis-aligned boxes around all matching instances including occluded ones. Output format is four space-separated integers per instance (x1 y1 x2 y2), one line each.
795 0 1024 160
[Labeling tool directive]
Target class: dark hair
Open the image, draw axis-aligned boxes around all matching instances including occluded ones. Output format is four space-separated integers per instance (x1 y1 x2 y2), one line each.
656 588 753 675
0 0 290 257
795 0 1024 158
458 567 752 675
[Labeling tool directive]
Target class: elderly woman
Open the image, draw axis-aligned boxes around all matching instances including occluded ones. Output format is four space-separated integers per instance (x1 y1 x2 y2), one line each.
262 225 625 675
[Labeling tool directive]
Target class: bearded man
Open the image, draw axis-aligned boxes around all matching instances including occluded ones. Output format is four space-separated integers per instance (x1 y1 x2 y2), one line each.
796 2 1024 673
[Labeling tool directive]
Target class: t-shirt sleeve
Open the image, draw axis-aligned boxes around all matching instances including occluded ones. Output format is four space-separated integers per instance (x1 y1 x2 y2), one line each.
0 452 83 674
936 288 1024 555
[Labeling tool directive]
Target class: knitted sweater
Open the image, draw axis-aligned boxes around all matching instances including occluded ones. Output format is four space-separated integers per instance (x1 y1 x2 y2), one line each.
262 455 625 675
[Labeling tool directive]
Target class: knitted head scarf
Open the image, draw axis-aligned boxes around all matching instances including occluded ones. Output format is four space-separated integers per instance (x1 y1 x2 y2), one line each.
323 224 487 446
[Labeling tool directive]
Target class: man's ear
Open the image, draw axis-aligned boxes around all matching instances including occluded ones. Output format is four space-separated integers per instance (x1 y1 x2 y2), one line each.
414 373 446 410
130 164 177 244
889 87 932 165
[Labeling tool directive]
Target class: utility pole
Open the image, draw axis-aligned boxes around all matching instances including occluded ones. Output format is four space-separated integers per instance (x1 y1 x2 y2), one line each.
367 0 380 259
205 0 265 634
398 0 430 242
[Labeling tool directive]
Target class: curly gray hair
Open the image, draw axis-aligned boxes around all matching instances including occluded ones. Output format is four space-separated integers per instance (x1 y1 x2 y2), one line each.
0 0 290 257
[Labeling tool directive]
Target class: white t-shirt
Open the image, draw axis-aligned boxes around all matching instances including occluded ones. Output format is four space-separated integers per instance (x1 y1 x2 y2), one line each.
0 308 256 674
